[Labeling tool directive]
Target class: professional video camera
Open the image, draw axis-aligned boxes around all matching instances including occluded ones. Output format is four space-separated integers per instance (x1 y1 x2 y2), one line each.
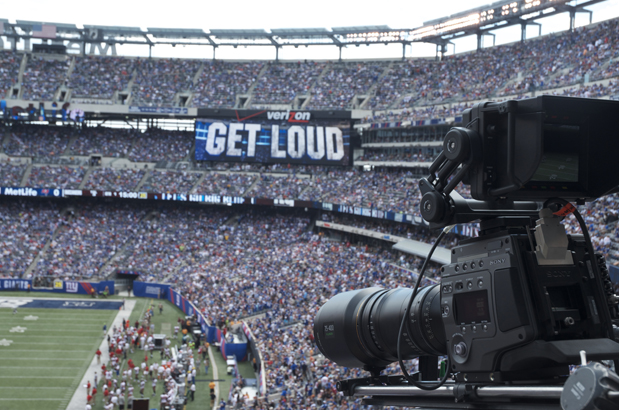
314 96 619 410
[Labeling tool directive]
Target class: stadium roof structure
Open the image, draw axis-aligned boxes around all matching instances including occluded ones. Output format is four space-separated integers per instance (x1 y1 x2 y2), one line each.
15 20 80 35
0 0 611 59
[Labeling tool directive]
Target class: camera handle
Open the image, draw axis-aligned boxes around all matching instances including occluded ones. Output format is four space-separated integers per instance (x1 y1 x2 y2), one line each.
419 125 541 229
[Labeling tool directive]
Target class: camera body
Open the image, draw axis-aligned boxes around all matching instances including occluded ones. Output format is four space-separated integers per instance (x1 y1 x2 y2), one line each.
441 221 611 380
313 96 619 407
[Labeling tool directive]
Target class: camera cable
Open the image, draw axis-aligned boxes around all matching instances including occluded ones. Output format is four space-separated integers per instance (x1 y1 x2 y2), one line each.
547 198 619 372
397 225 454 390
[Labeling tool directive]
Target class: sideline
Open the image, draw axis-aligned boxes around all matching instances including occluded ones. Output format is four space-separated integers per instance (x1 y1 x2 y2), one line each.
66 299 137 410
209 345 220 408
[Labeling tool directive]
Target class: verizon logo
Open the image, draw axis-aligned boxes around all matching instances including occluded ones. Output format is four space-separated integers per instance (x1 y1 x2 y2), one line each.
267 110 311 122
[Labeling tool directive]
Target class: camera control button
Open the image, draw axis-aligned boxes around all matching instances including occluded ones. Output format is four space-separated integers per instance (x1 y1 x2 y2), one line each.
467 281 473 289
461 326 466 333
454 342 467 357
472 325 477 332
477 279 483 288
483 324 488 331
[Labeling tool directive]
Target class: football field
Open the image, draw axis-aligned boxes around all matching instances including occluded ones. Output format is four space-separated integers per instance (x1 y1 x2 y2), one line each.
0 297 122 410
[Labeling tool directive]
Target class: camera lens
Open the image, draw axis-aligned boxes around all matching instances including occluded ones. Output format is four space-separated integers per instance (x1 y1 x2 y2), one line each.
313 285 446 369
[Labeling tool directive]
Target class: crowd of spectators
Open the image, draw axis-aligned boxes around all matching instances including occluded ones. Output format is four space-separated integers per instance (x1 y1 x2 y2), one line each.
2 17 618 113
105 207 229 282
308 62 387 110
252 61 326 105
20 55 70 101
84 167 146 192
361 18 619 111
3 125 72 159
0 50 20 97
132 58 201 106
1 15 619 410
0 162 27 186
357 149 436 163
0 192 616 408
192 60 264 108
27 165 86 189
191 172 256 196
322 213 461 248
299 169 422 215
362 103 474 125
563 194 619 261
249 175 312 199
555 78 619 98
32 203 146 278
127 128 193 162
69 127 136 157
0 200 58 278
140 170 201 194
165 209 441 408
68 56 134 100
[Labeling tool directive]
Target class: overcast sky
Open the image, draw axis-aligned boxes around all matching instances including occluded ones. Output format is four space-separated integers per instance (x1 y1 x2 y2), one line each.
4 0 619 60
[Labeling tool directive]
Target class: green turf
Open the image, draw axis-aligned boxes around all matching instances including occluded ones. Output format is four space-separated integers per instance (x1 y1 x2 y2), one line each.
0 294 256 410
0 307 118 410
89 298 255 410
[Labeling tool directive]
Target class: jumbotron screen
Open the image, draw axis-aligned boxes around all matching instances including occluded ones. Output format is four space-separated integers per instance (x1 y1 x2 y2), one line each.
195 111 350 166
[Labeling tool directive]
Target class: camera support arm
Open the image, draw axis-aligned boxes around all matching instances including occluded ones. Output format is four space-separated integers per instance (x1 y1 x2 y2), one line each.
419 127 540 229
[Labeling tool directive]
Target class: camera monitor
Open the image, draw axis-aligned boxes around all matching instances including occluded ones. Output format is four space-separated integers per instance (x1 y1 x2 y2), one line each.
464 96 619 202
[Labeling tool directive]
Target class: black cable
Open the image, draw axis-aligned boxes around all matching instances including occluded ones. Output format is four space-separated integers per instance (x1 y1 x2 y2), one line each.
396 227 452 390
546 198 619 372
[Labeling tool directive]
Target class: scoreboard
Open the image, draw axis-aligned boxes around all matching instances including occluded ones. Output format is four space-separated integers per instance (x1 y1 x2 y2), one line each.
195 109 351 166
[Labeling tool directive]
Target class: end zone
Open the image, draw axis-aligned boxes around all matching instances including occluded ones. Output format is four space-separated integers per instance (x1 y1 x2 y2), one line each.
0 298 124 310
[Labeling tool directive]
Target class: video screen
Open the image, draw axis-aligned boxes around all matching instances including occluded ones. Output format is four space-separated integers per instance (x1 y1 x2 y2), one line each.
195 117 350 166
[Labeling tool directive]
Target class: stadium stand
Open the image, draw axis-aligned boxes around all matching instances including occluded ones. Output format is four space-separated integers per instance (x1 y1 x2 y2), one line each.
252 61 326 106
1 15 619 410
191 172 256 196
192 60 264 108
3 125 72 159
21 55 69 101
0 50 20 98
0 200 59 278
0 162 27 186
1 18 617 112
140 170 201 194
83 167 146 191
27 165 86 189
127 128 193 162
132 58 201 106
68 55 134 100
69 127 136 157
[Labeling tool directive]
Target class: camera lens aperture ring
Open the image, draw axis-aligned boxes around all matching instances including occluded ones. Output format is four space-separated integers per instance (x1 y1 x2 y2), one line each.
408 284 446 356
